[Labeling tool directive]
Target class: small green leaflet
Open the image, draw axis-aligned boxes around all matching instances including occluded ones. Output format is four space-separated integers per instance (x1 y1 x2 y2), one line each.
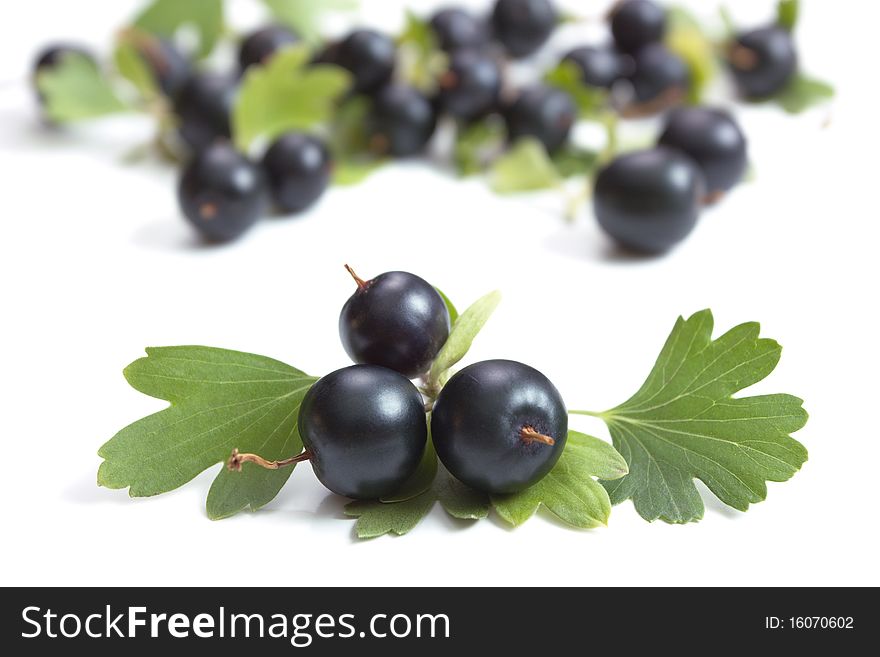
453 117 506 176
97 346 317 520
776 0 800 31
327 97 387 186
346 455 490 538
489 138 561 194
666 6 717 104
552 145 599 179
428 289 501 383
396 10 447 93
772 73 834 114
113 31 163 101
36 54 128 123
434 287 460 324
262 0 358 43
233 46 351 152
492 431 627 528
577 310 808 524
133 0 224 59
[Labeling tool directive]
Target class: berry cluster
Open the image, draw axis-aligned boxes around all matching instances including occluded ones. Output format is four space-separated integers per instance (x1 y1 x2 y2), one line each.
33 0 824 249
229 266 566 498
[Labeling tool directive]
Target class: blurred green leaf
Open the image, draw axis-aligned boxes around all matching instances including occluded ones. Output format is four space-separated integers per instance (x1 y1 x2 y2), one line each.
552 145 599 179
773 73 834 114
36 53 129 122
666 6 717 104
777 0 799 31
133 0 223 59
262 0 358 42
453 117 506 176
489 138 561 194
544 60 608 119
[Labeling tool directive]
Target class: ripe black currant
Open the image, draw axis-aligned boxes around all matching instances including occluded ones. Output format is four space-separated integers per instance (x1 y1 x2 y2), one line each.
593 147 705 253
610 0 666 54
177 142 268 242
728 26 797 99
562 46 629 89
431 359 567 494
658 106 748 197
368 84 437 157
503 84 576 153
430 7 488 52
238 25 299 72
627 42 689 106
323 29 396 95
490 0 558 58
437 49 502 121
173 72 237 152
297 365 428 499
339 267 451 378
262 133 332 213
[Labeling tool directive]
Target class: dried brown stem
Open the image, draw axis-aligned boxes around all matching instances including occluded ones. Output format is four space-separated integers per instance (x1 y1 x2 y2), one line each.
227 448 312 473
344 264 368 291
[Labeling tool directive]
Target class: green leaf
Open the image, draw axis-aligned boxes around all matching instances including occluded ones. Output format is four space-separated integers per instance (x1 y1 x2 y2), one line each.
492 431 627 528
777 0 799 31
97 347 317 520
233 45 352 151
544 60 608 119
585 310 808 524
453 117 506 176
36 53 129 123
396 10 447 92
262 0 358 42
345 465 489 538
772 73 834 114
428 290 501 382
551 145 599 179
327 97 387 186
113 40 159 101
133 0 224 59
489 138 562 194
434 287 459 324
666 6 717 104
333 159 386 186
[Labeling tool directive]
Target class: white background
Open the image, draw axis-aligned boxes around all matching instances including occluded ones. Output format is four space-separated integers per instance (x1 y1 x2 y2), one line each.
1 0 877 587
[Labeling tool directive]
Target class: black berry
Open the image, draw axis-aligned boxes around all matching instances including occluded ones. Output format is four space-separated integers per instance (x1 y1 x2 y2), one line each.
238 25 299 72
658 106 748 196
563 46 629 89
610 0 666 54
431 359 567 494
324 29 396 95
593 147 705 253
339 268 451 378
430 8 488 52
728 26 797 99
173 72 237 152
368 84 437 157
262 133 332 213
491 0 558 58
627 42 689 105
298 365 427 499
177 142 268 242
503 84 576 153
437 49 502 121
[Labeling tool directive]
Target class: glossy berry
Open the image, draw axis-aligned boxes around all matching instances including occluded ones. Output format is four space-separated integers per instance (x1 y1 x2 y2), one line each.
430 8 488 52
298 365 427 499
658 107 748 196
173 72 236 152
238 25 299 72
431 360 567 494
368 84 437 157
627 43 689 105
594 147 705 253
33 44 95 103
728 27 797 99
503 84 576 153
325 29 396 95
437 49 502 121
610 0 666 54
262 133 331 213
177 142 268 242
563 46 630 89
491 0 558 58
339 268 451 378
